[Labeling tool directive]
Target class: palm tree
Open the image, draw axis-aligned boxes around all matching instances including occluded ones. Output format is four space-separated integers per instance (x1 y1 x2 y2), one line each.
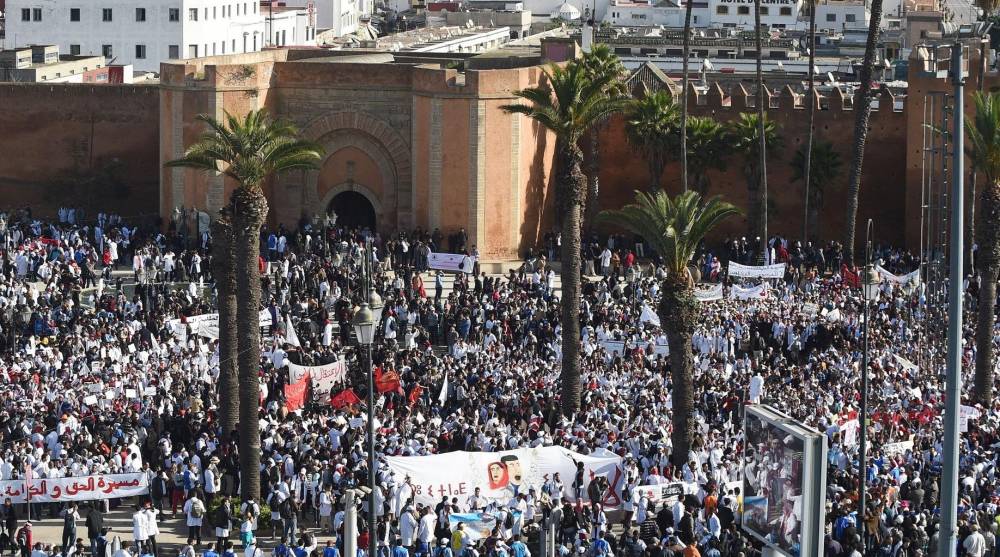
679 0 696 192
965 92 1000 407
625 89 679 190
729 113 782 241
579 45 630 229
502 63 629 417
753 0 769 261
600 191 738 467
210 208 239 446
686 116 729 195
842 0 887 262
802 0 818 242
791 141 842 239
166 109 322 500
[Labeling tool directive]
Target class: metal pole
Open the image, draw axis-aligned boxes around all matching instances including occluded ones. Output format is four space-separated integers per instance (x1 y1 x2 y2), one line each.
346 490 358 557
939 41 965 557
364 239 378 557
858 218 873 555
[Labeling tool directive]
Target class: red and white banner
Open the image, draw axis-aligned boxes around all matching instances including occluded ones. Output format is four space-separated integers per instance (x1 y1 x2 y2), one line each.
0 473 148 503
289 359 348 402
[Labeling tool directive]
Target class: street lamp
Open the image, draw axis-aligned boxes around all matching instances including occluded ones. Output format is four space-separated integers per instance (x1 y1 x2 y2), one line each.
369 291 384 328
858 218 875 554
351 301 377 557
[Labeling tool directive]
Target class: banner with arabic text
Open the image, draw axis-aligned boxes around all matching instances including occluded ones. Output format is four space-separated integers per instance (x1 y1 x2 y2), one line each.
728 262 786 279
0 473 148 503
428 252 475 274
694 283 724 302
875 265 920 285
185 310 273 339
288 359 348 402
730 284 768 300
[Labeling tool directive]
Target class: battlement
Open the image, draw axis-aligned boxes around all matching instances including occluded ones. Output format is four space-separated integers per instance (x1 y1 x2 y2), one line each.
686 81 905 116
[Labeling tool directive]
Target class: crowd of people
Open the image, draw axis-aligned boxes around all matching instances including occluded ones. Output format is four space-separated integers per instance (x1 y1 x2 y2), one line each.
0 206 993 557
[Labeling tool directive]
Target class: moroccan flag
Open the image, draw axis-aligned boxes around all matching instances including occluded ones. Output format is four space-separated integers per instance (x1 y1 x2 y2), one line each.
284 381 308 412
331 389 361 410
375 368 402 394
841 264 861 288
408 385 424 407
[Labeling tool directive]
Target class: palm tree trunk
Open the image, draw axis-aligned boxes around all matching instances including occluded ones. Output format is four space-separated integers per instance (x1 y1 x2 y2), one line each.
680 0 694 192
232 185 268 502
808 196 821 242
747 167 761 240
585 129 601 231
803 2 817 242
843 0 885 263
210 209 239 446
693 173 709 196
558 142 584 417
754 0 768 261
974 181 1000 407
649 155 664 191
659 275 697 469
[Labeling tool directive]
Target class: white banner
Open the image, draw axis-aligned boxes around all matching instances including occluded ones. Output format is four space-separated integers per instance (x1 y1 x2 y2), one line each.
311 360 347 401
875 265 920 285
881 440 914 457
694 283 724 302
384 446 623 509
632 482 695 506
728 262 786 279
0 473 148 503
730 284 768 300
599 340 668 357
639 304 660 327
960 404 982 433
186 310 273 339
428 252 475 274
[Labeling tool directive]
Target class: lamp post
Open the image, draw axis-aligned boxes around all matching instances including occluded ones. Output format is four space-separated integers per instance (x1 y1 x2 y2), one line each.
351 303 376 557
858 218 878 554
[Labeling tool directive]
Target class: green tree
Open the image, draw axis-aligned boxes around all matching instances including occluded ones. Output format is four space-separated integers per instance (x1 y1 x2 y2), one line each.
685 116 729 195
579 45 629 229
791 141 842 239
842 0 887 262
625 89 679 190
729 113 782 241
166 110 322 500
502 63 628 416
600 191 738 467
965 92 1000 407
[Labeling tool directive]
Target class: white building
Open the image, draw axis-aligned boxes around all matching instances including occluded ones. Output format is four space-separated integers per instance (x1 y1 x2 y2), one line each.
3 0 266 73
708 0 802 28
813 1 870 31
281 0 362 37
262 4 318 46
604 0 709 28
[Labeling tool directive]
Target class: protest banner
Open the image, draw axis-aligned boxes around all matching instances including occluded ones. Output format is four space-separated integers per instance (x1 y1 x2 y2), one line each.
882 439 914 456
428 252 475 274
447 511 522 541
875 265 920 285
730 284 768 300
288 359 348 401
284 381 308 412
694 283 724 302
631 482 694 506
0 473 148 504
728 262 786 279
960 405 982 433
186 310 273 339
384 446 623 509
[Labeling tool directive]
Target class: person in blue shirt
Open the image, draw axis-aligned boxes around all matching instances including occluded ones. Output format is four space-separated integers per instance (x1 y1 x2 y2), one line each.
203 543 220 557
509 536 530 557
222 541 238 557
274 538 291 557
391 539 408 557
323 540 340 557
293 541 308 557
433 540 453 557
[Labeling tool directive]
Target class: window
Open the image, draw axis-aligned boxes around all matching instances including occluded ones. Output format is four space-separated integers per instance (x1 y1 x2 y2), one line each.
716 6 728 14
188 44 199 58
760 7 768 14
826 13 836 21
135 44 146 58
20 8 29 21
70 8 80 21
845 13 856 21
70 44 81 55
780 7 791 15
102 44 113 57
136 8 146 21
169 8 179 21
737 6 750 14
169 45 180 58
32 8 42 20
189 8 198 21
102 8 112 21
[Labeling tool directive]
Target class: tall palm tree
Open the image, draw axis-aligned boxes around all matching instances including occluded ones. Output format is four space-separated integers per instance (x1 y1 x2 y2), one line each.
802 0 818 242
792 141 842 239
729 113 782 241
579 45 629 229
600 191 738 467
753 0 769 261
210 208 239 446
625 89 679 190
686 116 729 195
842 0 887 262
166 109 322 500
502 63 629 417
965 92 1000 407
679 0 696 192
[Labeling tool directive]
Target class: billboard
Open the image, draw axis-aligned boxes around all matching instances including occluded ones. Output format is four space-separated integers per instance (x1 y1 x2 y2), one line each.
742 405 828 557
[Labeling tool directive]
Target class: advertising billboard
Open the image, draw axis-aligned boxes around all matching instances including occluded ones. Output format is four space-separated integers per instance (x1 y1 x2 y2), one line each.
742 405 828 557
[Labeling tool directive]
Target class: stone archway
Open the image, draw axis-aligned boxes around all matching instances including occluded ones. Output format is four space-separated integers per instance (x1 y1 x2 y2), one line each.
320 182 383 229
297 111 412 231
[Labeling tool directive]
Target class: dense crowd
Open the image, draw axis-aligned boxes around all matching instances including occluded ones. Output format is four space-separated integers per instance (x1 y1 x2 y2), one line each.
0 206 993 557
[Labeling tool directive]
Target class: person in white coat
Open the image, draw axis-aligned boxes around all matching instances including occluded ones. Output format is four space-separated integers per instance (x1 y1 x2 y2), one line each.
142 504 160 557
416 507 436 557
399 507 418 550
318 488 335 534
182 493 205 545
131 506 149 554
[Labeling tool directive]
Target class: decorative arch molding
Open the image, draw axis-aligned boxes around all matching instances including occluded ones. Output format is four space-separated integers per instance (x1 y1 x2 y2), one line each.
297 111 412 230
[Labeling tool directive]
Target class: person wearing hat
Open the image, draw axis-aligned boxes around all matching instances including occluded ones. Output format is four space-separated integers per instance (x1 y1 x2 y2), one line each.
434 539 453 557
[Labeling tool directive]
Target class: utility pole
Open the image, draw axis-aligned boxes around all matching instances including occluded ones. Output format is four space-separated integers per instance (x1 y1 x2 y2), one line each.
938 40 965 557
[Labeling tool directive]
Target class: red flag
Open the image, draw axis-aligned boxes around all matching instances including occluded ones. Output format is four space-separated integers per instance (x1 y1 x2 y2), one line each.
284 381 308 412
841 264 861 288
375 368 402 394
408 385 424 407
331 389 361 409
